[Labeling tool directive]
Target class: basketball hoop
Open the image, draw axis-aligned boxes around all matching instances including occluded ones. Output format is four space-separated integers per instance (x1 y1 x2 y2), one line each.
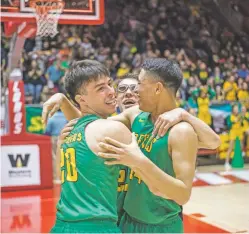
30 0 65 37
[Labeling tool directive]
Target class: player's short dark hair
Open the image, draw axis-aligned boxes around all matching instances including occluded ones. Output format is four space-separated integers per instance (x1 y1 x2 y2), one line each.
116 73 138 86
120 73 138 80
141 58 183 94
64 60 110 104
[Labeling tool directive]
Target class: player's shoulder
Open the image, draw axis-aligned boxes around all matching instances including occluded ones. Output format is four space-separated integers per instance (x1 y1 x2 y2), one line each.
85 119 132 154
86 119 131 146
169 122 196 143
94 119 128 129
170 122 195 134
89 119 130 138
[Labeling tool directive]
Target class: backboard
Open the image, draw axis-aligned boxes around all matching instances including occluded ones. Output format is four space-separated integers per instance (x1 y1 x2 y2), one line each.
0 0 105 25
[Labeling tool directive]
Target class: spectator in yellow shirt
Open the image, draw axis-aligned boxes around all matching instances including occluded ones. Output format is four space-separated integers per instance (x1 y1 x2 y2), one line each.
241 105 249 155
215 85 225 101
117 62 130 78
196 87 212 126
196 62 209 85
223 75 238 101
238 81 249 108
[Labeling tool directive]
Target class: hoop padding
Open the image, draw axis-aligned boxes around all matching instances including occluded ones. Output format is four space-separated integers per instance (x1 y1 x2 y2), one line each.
30 0 65 37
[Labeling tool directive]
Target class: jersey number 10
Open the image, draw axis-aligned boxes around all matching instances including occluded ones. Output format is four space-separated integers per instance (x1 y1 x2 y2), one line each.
60 148 78 183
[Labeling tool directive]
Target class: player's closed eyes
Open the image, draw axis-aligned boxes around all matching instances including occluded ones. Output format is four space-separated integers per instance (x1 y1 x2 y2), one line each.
98 86 105 91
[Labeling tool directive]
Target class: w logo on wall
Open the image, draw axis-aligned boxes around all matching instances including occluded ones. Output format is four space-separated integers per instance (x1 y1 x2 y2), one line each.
1 145 41 187
8 154 30 168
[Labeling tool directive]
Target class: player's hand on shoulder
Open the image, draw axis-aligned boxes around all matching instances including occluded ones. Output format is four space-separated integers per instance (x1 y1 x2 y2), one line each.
42 93 66 125
58 119 79 145
153 108 187 138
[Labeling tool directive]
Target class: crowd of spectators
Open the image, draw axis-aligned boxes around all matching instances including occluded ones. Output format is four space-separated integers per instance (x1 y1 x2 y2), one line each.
1 0 248 110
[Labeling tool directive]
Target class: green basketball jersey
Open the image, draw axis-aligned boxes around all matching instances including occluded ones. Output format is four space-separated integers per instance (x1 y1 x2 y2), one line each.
123 112 182 224
56 114 120 223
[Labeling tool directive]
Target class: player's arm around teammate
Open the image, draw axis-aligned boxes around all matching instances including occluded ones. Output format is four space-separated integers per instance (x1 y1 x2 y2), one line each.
98 121 198 205
110 105 220 150
42 93 220 150
42 93 81 124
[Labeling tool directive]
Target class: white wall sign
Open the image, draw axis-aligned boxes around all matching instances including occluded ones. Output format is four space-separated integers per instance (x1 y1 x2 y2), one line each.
1 145 41 187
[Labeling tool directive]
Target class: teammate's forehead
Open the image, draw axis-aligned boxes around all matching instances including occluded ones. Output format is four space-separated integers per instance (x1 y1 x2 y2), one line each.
119 78 138 86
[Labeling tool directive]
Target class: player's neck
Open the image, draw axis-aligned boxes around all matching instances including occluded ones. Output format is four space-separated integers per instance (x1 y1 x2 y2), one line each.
80 107 108 119
150 93 176 123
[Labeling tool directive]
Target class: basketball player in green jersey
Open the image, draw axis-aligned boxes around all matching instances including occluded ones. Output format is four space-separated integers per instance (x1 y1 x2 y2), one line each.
96 58 221 233
43 60 220 233
49 60 134 233
45 73 140 228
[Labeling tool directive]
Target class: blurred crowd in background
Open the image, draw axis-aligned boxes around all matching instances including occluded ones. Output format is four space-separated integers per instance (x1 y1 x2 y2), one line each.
1 0 249 141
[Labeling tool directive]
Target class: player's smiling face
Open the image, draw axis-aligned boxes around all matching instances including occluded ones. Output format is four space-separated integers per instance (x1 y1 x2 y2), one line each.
77 76 117 118
137 69 160 112
116 78 139 112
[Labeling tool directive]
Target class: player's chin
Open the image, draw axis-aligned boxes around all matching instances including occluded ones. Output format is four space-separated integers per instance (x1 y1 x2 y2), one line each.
105 104 116 114
138 100 147 112
123 103 137 109
138 99 143 109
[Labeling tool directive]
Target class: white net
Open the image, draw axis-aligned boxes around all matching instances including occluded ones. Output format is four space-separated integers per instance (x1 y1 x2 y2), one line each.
31 1 65 37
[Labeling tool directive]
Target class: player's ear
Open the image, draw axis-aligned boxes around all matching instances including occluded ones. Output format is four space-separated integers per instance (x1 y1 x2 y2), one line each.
75 94 86 106
155 82 163 94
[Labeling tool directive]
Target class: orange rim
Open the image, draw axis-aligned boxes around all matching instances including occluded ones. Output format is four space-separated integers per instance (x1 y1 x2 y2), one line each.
29 0 65 15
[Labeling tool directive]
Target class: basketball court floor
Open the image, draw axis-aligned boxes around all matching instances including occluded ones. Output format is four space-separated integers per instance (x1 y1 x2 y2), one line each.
1 165 249 233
